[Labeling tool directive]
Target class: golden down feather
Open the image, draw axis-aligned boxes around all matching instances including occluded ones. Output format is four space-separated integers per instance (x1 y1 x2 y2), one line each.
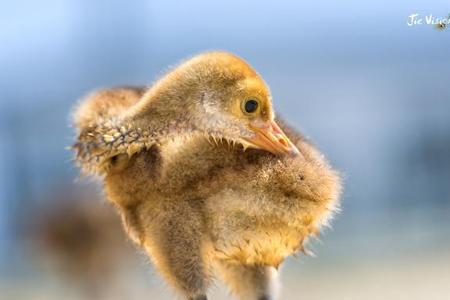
72 51 341 300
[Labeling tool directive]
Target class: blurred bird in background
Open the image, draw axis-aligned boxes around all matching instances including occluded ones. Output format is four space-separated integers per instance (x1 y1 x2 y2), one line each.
28 189 137 300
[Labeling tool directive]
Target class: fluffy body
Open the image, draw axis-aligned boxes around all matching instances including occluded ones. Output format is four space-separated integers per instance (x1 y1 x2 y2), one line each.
72 52 341 300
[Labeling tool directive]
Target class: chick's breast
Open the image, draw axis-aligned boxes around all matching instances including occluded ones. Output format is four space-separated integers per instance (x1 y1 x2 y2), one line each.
204 140 341 266
158 129 340 267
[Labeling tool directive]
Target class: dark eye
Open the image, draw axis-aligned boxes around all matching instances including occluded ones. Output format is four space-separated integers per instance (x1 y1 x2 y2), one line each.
244 99 259 113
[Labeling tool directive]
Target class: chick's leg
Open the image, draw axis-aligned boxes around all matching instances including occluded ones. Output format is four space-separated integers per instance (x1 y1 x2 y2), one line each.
216 261 279 300
189 296 207 300
141 200 211 300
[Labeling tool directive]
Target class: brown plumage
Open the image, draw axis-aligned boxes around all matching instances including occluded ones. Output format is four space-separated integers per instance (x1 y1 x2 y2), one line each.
71 52 341 300
31 193 134 300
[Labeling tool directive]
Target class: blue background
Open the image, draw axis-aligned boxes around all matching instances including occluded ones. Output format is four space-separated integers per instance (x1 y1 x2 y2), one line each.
1 1 449 299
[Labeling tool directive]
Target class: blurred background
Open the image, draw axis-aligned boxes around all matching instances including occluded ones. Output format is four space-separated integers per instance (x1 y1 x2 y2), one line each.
1 1 449 299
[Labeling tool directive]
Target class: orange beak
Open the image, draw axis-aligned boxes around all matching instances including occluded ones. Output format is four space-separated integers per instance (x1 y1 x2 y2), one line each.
244 120 300 156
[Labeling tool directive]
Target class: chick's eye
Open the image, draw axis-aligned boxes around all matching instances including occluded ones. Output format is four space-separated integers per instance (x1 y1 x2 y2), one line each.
244 99 259 113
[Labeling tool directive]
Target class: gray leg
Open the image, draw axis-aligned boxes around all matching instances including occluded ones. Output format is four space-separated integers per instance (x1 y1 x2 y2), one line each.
189 296 208 300
216 261 279 300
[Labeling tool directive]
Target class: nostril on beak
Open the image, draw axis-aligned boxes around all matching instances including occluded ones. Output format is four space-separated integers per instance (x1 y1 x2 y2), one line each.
278 137 288 147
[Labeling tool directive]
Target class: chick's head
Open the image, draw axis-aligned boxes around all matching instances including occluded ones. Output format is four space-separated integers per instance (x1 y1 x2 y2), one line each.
188 52 300 156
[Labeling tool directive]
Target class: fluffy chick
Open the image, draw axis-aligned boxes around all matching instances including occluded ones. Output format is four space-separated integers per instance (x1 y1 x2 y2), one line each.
72 52 341 300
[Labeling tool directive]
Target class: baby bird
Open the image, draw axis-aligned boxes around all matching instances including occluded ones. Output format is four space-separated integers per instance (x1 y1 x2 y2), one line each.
72 52 341 300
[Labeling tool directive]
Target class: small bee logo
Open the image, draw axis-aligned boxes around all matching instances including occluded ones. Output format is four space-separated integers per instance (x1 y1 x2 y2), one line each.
436 22 447 30
435 14 450 30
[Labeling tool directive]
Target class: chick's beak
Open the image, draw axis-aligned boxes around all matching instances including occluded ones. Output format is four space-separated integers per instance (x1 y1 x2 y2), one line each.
244 120 300 156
